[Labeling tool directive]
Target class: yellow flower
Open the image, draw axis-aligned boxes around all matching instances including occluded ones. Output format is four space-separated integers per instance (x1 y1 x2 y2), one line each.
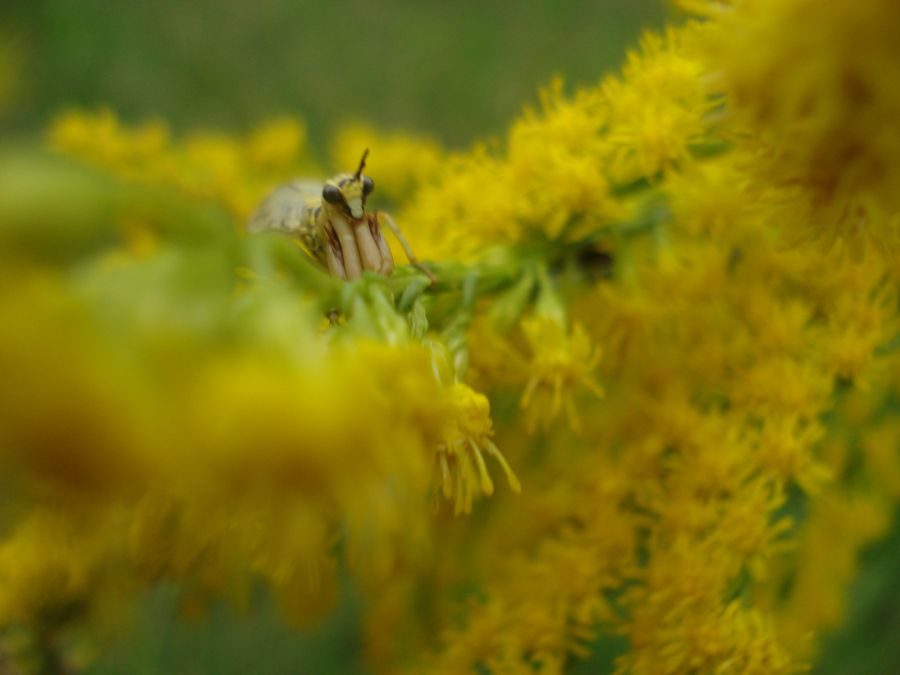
695 0 900 255
620 537 794 675
47 109 317 220
49 108 171 183
507 79 622 239
16 0 900 671
401 147 514 261
434 383 520 515
732 357 832 419
601 27 711 184
756 416 831 494
519 318 604 432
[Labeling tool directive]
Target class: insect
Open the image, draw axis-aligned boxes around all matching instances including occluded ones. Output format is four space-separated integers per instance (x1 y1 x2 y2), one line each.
247 149 434 282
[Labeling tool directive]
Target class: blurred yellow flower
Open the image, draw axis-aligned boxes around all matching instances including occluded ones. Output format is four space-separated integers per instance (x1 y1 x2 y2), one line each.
4 1 900 672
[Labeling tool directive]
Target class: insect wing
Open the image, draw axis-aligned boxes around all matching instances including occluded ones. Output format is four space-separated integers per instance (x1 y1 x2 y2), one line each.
247 179 321 235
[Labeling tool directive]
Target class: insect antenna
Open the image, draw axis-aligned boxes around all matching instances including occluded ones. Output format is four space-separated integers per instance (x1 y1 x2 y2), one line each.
354 148 369 180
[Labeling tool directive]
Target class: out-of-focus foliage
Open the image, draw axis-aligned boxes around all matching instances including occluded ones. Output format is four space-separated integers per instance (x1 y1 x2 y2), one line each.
0 30 21 116
1 1 900 674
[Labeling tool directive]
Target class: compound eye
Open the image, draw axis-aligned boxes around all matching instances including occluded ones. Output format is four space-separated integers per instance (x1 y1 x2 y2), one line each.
362 176 374 196
322 184 343 205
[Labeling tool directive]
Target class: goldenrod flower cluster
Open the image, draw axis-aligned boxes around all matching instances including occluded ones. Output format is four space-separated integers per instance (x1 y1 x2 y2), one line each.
1 1 899 673
48 110 317 218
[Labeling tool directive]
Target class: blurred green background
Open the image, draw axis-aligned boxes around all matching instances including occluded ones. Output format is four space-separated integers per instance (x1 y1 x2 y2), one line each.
0 0 664 151
0 1 898 673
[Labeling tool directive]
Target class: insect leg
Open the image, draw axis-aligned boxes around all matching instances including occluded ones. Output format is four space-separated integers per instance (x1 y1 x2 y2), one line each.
324 225 347 279
368 213 394 275
331 215 363 279
353 219 384 274
378 211 436 283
